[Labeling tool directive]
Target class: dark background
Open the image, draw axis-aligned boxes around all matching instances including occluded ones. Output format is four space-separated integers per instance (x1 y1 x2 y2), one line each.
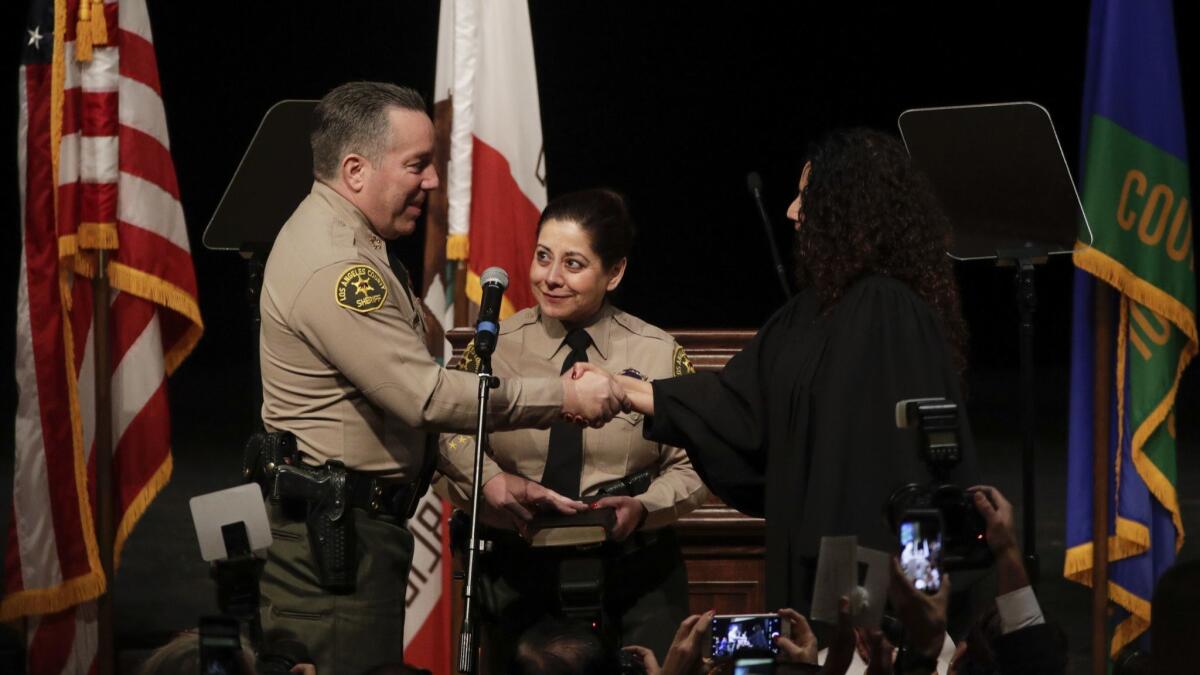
1 1 1198 670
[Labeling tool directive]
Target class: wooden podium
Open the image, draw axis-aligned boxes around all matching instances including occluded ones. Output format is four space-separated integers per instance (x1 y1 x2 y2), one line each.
445 328 766 618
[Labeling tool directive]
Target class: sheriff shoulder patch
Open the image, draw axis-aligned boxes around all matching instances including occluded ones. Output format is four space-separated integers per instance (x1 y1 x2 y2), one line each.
673 345 695 376
335 265 388 313
456 341 482 374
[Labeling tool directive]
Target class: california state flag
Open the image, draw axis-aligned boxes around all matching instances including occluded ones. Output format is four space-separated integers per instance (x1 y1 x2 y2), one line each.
423 0 547 330
410 0 548 671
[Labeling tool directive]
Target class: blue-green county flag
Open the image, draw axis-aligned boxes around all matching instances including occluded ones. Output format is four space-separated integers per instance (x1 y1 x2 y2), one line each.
1065 0 1195 657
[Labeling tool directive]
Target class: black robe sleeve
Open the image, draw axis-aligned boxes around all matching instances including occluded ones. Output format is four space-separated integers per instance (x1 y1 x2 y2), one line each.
642 297 813 517
643 312 782 511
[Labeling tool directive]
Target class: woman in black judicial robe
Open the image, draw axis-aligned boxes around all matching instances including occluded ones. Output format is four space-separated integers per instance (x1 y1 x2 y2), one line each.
614 128 979 614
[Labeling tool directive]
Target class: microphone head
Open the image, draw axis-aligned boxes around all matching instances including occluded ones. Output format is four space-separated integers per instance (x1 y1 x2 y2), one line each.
480 267 509 290
745 171 764 195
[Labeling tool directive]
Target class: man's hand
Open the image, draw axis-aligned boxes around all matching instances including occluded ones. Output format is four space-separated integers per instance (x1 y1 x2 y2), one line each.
970 485 1017 558
660 610 715 675
561 364 630 427
970 484 1028 594
887 557 949 666
774 608 818 664
590 496 646 541
481 472 586 533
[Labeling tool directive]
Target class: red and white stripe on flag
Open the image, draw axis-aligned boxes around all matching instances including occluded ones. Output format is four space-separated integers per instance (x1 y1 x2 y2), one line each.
8 0 202 672
402 492 453 673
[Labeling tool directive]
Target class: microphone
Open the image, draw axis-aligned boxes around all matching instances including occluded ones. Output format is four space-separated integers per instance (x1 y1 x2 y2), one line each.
474 267 509 357
746 171 793 300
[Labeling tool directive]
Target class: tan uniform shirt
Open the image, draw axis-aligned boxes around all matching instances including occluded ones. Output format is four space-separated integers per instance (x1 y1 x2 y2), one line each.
260 182 563 480
439 304 709 529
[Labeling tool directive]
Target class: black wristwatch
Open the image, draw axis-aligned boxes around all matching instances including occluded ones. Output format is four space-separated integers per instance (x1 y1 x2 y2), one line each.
894 646 939 674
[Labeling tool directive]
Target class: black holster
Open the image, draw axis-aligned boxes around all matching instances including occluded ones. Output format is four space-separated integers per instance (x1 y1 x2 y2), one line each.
305 461 357 593
256 441 355 593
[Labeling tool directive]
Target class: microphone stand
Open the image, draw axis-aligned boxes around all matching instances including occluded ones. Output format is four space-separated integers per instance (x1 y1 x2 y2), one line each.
458 353 499 674
755 196 792 301
746 173 793 300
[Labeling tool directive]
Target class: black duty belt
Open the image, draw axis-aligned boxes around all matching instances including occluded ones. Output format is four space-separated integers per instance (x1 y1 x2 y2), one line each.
245 430 423 521
344 471 421 520
267 461 422 521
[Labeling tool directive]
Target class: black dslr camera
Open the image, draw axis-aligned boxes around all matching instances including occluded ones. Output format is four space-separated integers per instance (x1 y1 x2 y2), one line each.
885 398 991 571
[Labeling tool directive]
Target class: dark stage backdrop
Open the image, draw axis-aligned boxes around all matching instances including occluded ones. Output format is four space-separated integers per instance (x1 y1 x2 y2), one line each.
0 3 1196 454
4 2 1199 386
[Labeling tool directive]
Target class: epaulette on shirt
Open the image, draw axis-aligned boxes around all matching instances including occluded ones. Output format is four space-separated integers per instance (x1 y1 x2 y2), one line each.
612 311 695 376
499 307 539 335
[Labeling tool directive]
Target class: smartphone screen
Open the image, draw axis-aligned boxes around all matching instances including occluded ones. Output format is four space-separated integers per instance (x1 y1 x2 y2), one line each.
899 512 943 593
711 614 784 658
199 616 242 675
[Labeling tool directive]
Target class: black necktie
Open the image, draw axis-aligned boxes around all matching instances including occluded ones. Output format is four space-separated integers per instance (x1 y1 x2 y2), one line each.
542 329 592 498
385 241 415 300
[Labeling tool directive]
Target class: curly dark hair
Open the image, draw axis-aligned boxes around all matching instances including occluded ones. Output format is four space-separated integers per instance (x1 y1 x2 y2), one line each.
794 127 968 374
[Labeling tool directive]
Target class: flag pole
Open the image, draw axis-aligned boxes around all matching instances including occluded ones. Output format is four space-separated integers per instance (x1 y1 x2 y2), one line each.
454 261 469 327
1090 283 1112 675
93 251 116 675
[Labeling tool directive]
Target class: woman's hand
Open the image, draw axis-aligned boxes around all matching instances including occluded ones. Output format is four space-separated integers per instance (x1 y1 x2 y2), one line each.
623 646 662 675
591 495 646 541
481 472 586 535
660 610 715 675
774 608 818 664
615 374 655 416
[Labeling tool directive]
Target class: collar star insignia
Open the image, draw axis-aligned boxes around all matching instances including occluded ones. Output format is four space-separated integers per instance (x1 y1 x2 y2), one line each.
27 26 45 49
369 235 382 250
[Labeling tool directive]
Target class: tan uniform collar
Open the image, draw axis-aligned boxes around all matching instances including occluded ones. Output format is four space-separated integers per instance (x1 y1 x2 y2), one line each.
310 180 389 252
530 303 614 362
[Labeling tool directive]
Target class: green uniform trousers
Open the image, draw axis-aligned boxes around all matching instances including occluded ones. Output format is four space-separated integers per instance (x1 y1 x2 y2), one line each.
477 527 689 673
260 500 414 675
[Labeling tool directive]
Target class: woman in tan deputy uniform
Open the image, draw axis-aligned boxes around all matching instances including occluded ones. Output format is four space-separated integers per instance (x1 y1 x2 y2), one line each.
439 188 708 668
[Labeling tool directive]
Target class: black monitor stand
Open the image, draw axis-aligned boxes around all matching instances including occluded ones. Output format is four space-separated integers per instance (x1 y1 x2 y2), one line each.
203 100 319 414
899 101 1094 586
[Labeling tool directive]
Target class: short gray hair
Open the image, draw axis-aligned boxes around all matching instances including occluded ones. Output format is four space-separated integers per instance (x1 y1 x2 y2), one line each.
310 81 427 180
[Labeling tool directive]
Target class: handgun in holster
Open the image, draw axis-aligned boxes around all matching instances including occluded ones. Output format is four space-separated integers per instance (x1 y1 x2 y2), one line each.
243 430 301 498
274 460 358 593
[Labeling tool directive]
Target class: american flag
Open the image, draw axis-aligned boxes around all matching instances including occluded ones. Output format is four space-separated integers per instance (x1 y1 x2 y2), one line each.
6 0 202 671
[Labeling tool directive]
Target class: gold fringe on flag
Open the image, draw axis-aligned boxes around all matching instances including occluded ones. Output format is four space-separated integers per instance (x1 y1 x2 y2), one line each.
89 0 108 45
446 234 470 261
78 221 119 250
74 0 93 62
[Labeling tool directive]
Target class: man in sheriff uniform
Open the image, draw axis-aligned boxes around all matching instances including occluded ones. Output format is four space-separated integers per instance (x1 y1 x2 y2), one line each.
256 82 629 675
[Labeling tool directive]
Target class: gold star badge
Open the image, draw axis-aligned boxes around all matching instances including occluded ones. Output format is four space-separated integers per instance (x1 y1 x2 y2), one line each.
335 264 388 313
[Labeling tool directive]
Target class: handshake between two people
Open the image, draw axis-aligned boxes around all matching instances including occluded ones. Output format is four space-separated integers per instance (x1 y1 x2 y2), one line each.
558 362 657 426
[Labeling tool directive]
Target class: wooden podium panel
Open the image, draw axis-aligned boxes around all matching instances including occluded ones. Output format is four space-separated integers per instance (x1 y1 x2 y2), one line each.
445 328 765 619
